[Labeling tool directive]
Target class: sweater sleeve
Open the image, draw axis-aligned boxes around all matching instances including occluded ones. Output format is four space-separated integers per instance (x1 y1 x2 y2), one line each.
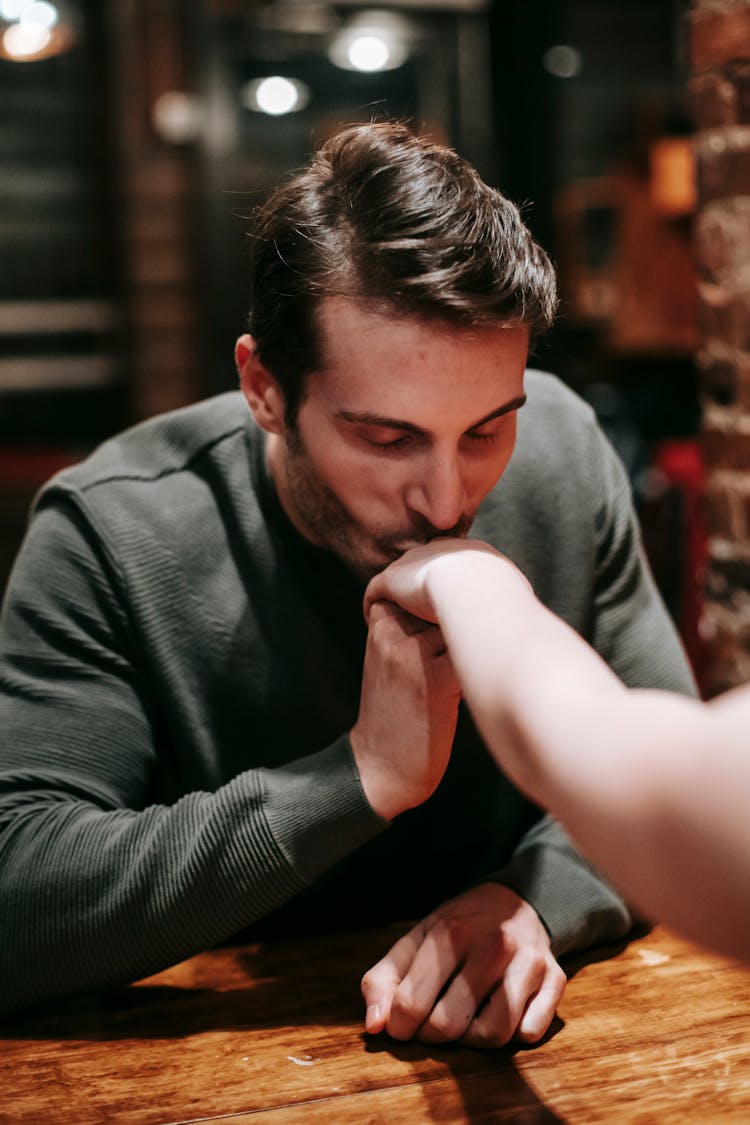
0 500 384 1015
487 417 698 956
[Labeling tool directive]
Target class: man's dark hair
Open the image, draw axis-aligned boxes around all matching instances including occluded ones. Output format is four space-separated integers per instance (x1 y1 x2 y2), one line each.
249 121 558 423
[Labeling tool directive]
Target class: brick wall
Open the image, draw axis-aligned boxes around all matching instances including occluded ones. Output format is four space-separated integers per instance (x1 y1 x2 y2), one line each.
691 0 750 695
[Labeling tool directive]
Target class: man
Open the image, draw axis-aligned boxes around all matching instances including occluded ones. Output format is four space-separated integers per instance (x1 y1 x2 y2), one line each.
0 123 694 1041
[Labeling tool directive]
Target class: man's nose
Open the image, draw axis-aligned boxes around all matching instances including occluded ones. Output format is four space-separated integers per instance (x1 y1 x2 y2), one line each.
406 455 468 531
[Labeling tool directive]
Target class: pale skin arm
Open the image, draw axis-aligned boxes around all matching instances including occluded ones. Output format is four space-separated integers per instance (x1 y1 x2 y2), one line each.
364 539 750 965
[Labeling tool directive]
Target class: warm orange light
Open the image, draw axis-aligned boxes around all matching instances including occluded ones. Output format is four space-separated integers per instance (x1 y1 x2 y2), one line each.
649 137 697 218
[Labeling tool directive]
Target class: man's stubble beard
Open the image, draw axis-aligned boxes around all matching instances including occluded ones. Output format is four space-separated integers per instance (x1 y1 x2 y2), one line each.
281 427 474 584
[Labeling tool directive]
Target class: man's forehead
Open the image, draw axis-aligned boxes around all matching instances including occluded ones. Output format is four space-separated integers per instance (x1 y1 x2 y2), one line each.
314 295 524 346
314 300 527 384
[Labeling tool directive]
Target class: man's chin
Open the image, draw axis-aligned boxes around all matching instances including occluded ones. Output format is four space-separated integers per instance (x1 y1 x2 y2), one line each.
330 545 388 585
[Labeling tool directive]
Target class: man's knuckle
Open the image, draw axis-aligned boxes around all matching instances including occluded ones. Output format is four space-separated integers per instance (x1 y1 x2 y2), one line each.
368 614 389 641
424 1011 467 1043
430 916 469 949
537 959 566 993
497 946 529 979
360 968 379 992
549 963 567 989
532 949 552 974
488 940 510 976
513 946 550 978
495 922 518 952
444 918 471 949
471 1024 511 1049
391 986 423 1023
517 1022 545 1045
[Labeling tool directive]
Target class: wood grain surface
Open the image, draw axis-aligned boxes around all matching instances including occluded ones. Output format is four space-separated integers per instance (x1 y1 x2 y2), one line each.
2 925 750 1124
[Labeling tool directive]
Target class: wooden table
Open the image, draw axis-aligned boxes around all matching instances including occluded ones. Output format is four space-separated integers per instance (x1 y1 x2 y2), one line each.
3 925 750 1123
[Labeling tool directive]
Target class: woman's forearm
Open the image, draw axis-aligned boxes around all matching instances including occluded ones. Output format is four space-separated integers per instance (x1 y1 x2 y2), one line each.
422 550 626 805
421 551 750 961
366 540 750 959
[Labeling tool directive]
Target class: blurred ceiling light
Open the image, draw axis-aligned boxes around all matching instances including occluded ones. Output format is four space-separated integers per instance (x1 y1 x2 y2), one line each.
346 34 390 73
542 44 582 79
242 76 311 116
0 0 26 18
3 21 49 56
329 10 411 73
0 0 75 62
152 91 205 145
21 1 58 27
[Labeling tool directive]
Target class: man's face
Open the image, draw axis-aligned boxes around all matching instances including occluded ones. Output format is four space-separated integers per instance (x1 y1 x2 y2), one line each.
256 298 529 583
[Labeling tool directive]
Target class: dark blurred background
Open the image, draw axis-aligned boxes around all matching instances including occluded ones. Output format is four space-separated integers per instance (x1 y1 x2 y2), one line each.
0 0 704 675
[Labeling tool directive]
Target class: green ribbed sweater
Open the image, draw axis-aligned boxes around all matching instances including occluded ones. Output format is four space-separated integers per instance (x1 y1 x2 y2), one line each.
0 371 696 1014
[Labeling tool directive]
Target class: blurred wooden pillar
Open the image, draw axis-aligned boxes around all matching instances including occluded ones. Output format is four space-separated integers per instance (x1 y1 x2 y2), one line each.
106 0 202 420
690 0 750 693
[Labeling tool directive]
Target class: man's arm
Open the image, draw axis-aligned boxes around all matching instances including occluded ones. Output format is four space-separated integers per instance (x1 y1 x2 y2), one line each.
0 485 470 1016
366 538 750 962
0 498 387 1016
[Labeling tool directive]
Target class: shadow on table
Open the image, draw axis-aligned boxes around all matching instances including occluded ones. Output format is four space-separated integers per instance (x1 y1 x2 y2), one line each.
0 925 399 1039
0 926 648 1122
1 986 565 1121
0 923 638 1066
363 1026 566 1123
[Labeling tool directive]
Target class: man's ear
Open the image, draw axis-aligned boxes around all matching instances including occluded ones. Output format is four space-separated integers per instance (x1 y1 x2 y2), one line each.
236 334 285 435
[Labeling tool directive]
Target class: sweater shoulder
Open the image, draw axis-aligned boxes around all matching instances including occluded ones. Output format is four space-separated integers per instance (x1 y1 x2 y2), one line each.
503 369 608 489
520 369 598 443
475 369 620 552
37 393 255 502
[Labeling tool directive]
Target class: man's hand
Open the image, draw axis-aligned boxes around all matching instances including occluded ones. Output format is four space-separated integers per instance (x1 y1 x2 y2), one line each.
361 883 566 1048
350 601 461 821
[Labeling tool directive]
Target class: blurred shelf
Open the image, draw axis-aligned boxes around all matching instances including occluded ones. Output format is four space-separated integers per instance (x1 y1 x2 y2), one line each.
0 355 118 393
0 300 118 337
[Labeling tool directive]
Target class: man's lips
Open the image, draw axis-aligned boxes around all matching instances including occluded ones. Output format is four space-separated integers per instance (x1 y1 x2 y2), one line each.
376 525 473 561
379 537 462 560
377 540 429 559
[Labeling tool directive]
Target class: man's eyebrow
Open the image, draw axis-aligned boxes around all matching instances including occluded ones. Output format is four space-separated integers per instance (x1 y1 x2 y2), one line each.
468 396 527 427
336 395 527 435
